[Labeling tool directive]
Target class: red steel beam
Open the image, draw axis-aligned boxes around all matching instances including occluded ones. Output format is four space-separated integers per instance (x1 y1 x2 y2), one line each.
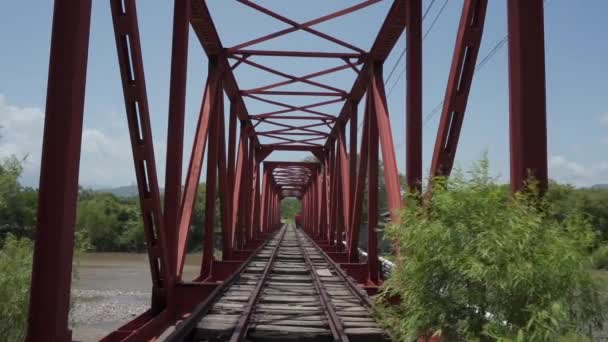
349 103 358 212
251 98 344 117
164 0 190 278
190 1 260 147
232 55 347 94
230 0 380 51
405 0 422 192
245 94 336 119
26 1 91 340
176 62 222 278
324 0 407 148
200 86 221 279
243 90 344 97
348 93 370 263
507 0 548 193
371 65 402 221
229 49 362 59
368 91 380 284
109 0 173 314
428 0 488 180
235 0 365 53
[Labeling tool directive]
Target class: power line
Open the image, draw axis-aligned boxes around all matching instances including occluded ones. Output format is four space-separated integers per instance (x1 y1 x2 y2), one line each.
359 0 444 131
386 0 450 98
384 0 438 85
392 35 511 152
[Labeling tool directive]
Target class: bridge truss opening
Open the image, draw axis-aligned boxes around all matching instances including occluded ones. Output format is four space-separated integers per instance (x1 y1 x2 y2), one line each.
26 1 548 341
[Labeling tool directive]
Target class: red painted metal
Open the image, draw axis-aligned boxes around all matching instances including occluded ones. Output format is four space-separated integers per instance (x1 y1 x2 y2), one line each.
232 55 348 94
200 82 221 279
176 62 221 278
429 0 488 180
230 0 380 51
348 92 371 263
26 1 92 341
164 0 190 279
507 0 548 194
406 0 423 192
235 0 366 53
109 0 173 312
28 0 551 339
230 49 362 59
367 86 381 284
371 65 402 222
251 98 344 117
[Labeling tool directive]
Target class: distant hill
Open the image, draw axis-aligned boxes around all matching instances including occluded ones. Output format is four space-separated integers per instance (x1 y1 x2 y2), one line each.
96 185 141 198
591 184 608 190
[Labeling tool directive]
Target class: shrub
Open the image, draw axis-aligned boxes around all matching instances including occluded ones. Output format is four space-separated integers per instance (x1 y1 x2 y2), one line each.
591 244 608 270
376 158 605 342
0 234 33 340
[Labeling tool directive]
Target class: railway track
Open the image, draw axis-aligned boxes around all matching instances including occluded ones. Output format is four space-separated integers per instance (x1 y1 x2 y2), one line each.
167 224 387 342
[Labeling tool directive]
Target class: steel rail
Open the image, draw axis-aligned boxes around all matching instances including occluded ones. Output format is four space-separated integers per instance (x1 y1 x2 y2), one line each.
299 227 373 308
164 227 283 342
294 226 350 342
228 225 289 342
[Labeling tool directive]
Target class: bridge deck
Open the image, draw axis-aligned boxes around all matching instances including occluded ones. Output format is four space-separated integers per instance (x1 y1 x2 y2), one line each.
170 224 387 342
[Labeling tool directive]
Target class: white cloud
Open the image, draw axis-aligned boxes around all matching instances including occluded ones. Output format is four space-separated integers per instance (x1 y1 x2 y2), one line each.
0 94 155 188
549 155 608 187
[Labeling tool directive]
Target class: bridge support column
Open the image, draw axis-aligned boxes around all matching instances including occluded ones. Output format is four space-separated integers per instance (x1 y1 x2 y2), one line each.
27 1 92 341
406 0 423 192
507 0 548 194
164 0 190 279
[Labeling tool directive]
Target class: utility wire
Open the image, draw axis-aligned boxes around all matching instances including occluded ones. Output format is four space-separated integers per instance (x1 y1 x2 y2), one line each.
358 0 443 131
383 0 438 85
391 35 510 151
385 0 449 98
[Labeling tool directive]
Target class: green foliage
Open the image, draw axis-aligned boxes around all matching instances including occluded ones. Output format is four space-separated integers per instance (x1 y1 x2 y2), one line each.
77 193 145 252
281 198 301 223
591 244 608 270
0 156 37 240
546 182 608 241
0 234 33 340
377 158 605 342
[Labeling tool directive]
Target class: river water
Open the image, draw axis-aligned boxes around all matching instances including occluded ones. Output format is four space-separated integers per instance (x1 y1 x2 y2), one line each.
70 253 201 341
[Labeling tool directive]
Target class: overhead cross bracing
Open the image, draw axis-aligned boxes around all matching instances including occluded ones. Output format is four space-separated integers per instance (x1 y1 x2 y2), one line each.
25 0 550 341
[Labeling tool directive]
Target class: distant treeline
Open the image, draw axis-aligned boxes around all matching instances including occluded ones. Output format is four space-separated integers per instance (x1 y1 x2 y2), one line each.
2 155 608 252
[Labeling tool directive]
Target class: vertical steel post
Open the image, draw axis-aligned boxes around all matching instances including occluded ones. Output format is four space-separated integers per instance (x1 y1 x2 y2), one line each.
260 167 269 232
26 1 91 341
216 92 231 261
507 0 548 194
200 84 221 279
175 60 220 277
349 103 358 211
348 93 371 263
368 92 380 284
337 124 351 239
406 0 422 192
164 0 190 277
371 65 402 221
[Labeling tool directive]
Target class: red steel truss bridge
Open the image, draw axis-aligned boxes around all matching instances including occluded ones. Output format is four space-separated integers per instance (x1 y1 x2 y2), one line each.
25 0 548 341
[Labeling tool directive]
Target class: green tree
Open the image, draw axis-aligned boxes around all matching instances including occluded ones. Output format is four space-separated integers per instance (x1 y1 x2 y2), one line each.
280 198 301 222
0 156 37 240
377 158 605 341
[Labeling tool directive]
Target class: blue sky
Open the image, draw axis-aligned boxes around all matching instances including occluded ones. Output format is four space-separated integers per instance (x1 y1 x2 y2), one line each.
0 0 606 188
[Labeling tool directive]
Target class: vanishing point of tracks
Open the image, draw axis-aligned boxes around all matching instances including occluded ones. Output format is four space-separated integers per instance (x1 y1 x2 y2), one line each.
168 224 387 342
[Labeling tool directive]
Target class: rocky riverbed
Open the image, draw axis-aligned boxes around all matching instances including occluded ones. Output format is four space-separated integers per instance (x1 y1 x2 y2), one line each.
69 253 199 341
